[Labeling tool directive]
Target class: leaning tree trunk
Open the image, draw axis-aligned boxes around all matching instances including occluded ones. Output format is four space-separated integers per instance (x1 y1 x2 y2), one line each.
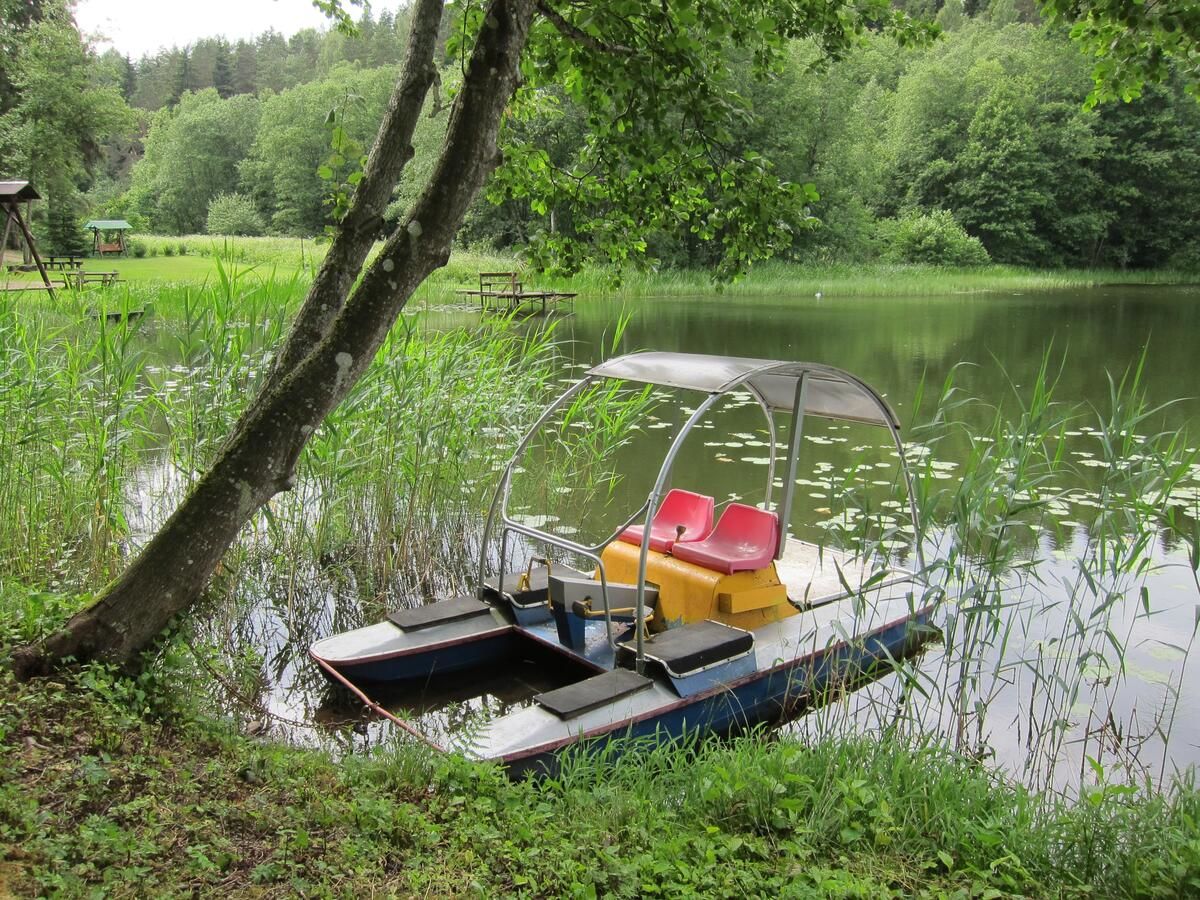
11 0 539 678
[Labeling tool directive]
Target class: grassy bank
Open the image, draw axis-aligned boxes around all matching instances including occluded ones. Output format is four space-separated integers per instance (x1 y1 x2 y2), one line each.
6 236 1195 297
1 662 1198 898
545 260 1198 299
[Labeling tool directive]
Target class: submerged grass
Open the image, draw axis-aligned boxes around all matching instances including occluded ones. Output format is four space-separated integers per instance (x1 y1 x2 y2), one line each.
1 662 1198 898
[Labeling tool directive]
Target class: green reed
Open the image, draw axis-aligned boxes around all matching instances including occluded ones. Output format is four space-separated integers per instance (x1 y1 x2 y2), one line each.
0 273 562 612
0 293 159 586
256 317 562 599
799 348 1200 792
541 261 1194 299
120 236 1194 300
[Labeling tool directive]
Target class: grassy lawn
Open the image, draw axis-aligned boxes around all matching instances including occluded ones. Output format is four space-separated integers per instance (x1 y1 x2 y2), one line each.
0 254 305 288
3 237 1195 297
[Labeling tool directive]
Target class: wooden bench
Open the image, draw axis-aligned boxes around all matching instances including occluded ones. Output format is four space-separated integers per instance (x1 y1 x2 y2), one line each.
96 242 124 255
66 270 120 288
479 271 522 298
44 255 83 271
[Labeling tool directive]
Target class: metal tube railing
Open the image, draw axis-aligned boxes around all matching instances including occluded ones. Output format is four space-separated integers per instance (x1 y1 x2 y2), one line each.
633 393 723 672
774 374 808 559
476 375 595 597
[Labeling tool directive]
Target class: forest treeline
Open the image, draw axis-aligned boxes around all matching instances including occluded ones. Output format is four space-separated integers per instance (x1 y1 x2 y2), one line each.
2 0 1198 269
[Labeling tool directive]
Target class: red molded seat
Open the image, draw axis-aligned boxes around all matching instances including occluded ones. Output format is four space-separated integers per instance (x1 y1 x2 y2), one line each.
671 503 780 575
618 489 715 553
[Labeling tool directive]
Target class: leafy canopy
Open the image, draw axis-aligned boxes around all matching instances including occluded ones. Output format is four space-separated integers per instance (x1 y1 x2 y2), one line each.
1039 0 1200 104
465 0 936 280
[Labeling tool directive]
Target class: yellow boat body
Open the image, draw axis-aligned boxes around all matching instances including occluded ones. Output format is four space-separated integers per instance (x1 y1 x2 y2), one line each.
599 540 799 632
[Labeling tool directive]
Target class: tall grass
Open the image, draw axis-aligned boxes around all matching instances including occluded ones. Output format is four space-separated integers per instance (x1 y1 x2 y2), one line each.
794 349 1200 791
133 234 326 270
0 272 563 613
0 294 159 585
531 730 1200 897
553 260 1197 298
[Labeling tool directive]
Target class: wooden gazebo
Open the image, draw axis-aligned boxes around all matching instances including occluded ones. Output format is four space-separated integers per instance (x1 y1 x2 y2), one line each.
0 180 55 296
84 219 131 255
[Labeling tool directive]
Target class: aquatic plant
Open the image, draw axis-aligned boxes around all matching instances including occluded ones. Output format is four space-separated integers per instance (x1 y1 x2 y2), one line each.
0 273 562 609
792 349 1200 792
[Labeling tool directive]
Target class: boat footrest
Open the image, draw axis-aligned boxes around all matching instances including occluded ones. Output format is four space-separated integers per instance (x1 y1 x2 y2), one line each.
482 562 588 608
388 595 493 631
535 669 653 720
619 620 754 678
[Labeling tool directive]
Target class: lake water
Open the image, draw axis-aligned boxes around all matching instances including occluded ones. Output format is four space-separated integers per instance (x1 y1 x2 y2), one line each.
266 283 1200 787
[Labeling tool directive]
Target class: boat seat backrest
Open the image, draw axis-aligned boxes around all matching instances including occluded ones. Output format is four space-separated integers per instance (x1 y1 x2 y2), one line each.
617 489 715 554
670 503 780 575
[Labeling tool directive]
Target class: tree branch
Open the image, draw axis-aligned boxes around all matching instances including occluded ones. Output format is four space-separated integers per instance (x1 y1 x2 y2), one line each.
536 0 634 55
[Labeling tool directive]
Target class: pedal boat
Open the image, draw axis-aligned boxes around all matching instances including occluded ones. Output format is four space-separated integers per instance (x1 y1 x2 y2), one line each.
310 351 938 775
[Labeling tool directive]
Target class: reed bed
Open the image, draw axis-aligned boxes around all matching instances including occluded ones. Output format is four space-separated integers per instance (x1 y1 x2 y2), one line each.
0 270 562 612
550 261 1197 298
782 350 1200 793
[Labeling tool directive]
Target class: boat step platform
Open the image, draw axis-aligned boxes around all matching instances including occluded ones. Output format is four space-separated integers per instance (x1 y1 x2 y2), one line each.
535 669 653 720
618 620 757 697
388 595 493 631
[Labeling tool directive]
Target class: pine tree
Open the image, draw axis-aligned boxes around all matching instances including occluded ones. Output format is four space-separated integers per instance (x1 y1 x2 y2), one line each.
169 50 192 106
212 41 234 98
45 187 87 256
121 54 136 101
233 40 256 95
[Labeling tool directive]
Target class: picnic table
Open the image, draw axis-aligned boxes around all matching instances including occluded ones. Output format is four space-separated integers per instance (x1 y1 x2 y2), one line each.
43 254 83 271
64 270 120 289
455 271 577 314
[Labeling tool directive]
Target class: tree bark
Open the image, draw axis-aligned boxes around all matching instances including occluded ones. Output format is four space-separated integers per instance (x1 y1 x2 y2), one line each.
10 0 539 678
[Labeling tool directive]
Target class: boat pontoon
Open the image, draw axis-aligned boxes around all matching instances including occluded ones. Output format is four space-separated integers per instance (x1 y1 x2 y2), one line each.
311 351 939 775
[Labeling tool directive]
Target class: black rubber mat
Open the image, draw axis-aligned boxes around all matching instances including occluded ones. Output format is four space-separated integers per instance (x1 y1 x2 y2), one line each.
628 620 753 675
535 669 653 720
388 595 494 631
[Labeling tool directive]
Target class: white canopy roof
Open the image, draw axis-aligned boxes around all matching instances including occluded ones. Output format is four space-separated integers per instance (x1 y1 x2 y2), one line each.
587 351 899 428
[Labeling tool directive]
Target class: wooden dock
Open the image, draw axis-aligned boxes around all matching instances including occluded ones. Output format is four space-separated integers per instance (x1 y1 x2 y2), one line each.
456 271 577 314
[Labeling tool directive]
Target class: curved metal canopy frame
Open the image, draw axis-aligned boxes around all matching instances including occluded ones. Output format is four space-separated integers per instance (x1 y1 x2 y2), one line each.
475 352 924 669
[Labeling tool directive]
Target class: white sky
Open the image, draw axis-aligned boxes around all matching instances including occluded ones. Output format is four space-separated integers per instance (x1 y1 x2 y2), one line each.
76 0 403 59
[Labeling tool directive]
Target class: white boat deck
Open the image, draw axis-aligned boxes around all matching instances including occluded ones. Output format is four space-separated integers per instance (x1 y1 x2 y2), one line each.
310 608 511 664
775 538 910 606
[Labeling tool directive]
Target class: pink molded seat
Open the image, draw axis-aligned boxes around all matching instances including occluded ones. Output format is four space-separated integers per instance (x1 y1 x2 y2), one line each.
671 503 780 575
618 489 715 553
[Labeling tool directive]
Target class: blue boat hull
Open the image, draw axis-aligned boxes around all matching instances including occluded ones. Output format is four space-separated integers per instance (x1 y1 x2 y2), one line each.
323 630 518 684
500 606 936 778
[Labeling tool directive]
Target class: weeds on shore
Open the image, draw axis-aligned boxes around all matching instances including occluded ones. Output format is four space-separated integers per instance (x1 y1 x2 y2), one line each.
1 662 1198 897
